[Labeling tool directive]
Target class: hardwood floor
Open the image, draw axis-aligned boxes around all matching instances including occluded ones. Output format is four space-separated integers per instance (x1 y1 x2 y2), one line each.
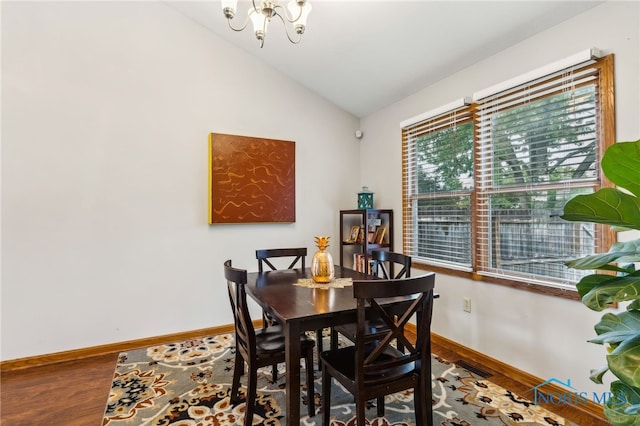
1 353 118 426
430 337 611 426
1 332 610 425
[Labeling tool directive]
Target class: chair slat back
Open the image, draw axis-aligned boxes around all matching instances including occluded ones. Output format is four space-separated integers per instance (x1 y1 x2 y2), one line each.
224 260 256 362
352 273 435 384
371 250 411 279
256 248 307 273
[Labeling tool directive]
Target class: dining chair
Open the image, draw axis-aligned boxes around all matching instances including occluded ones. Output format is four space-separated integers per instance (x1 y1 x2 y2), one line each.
224 260 316 425
330 250 412 351
256 248 326 368
256 248 307 331
370 249 412 279
256 247 307 273
320 273 436 426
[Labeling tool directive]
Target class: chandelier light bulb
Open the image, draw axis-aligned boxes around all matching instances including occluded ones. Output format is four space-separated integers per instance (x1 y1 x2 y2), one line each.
221 0 237 19
248 8 268 47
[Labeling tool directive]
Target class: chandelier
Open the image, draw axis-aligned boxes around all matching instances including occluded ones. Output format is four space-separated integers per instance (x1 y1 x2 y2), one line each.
220 1 312 48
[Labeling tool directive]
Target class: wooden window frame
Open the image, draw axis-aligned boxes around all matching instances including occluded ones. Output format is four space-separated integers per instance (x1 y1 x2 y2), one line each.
402 55 616 300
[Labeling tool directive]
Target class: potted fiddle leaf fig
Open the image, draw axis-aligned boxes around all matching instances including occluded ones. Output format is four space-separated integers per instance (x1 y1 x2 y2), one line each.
559 138 640 426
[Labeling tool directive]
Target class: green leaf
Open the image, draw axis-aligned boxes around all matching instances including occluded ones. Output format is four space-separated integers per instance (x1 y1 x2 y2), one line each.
611 241 640 264
608 334 640 388
590 365 610 384
592 312 640 358
566 241 640 271
625 403 640 415
580 273 640 311
604 380 640 426
591 330 640 345
560 188 640 231
600 264 640 273
566 252 639 271
576 274 615 300
602 140 640 198
595 311 640 337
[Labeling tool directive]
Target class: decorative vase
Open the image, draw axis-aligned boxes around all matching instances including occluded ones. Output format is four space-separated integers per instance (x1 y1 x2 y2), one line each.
357 186 374 209
311 236 335 283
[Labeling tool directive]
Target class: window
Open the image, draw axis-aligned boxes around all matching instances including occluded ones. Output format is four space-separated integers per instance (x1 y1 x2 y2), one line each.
402 54 614 293
402 103 475 270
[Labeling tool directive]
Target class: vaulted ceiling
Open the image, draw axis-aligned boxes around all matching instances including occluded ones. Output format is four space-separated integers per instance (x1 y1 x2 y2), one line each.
168 1 603 117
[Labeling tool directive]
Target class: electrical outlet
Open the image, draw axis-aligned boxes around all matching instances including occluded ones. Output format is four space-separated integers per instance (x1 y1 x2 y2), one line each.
463 297 472 313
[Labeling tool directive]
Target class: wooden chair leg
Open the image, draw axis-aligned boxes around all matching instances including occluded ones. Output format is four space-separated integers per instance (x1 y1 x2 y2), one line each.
423 380 434 426
231 351 244 405
322 367 331 426
261 312 279 381
305 347 316 417
244 367 258 426
330 328 338 350
377 396 385 417
421 355 433 426
414 383 423 426
316 328 323 370
356 394 366 426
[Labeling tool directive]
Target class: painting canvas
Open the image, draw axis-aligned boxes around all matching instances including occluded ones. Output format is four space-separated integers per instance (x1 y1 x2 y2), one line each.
209 133 295 224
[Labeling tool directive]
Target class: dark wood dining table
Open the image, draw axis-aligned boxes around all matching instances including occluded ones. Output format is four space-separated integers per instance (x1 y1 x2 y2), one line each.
245 265 377 425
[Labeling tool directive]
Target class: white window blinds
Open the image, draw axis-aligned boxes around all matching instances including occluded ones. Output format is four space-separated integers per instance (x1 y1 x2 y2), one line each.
402 101 474 270
401 52 614 291
474 60 604 288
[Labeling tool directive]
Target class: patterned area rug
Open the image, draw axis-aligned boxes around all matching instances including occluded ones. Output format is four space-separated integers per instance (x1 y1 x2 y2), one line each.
101 332 577 426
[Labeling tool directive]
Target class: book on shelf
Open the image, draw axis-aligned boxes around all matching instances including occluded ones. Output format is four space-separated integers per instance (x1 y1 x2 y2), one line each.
367 231 375 243
353 253 374 273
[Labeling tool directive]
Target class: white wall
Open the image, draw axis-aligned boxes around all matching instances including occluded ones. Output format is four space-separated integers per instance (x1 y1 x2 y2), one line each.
1 1 360 360
360 1 640 397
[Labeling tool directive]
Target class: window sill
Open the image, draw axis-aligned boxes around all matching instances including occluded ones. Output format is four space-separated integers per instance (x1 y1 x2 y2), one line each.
411 262 581 301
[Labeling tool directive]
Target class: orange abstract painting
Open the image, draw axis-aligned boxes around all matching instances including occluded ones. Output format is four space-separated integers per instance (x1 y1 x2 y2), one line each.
209 133 296 223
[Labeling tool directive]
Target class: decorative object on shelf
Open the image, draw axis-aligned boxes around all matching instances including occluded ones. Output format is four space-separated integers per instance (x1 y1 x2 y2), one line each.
220 0 312 48
347 225 360 243
373 226 386 244
311 236 335 283
357 186 374 209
